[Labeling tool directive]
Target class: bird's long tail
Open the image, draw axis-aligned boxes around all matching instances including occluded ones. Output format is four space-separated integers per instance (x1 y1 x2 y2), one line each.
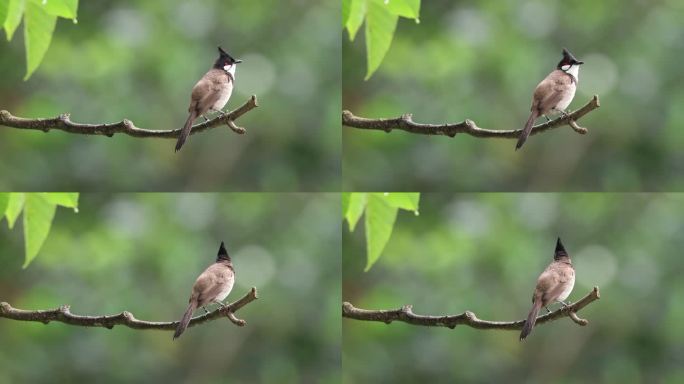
175 111 197 152
516 110 539 151
520 299 542 341
173 300 197 340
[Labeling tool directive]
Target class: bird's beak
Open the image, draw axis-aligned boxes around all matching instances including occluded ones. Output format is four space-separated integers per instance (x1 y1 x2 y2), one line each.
234 59 243 64
576 60 584 65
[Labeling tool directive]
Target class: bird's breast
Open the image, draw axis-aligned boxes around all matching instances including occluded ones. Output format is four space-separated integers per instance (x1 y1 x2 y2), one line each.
212 82 234 110
555 84 576 111
556 272 575 302
214 276 234 301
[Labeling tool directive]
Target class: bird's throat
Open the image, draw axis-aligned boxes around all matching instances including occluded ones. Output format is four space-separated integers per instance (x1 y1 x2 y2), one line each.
564 64 579 83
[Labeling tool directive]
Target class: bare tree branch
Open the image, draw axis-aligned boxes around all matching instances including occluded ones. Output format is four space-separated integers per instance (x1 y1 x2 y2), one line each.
342 95 600 139
0 287 258 331
342 286 599 330
0 95 258 138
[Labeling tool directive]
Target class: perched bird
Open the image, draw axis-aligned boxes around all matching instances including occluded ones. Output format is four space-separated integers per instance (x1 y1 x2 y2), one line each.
175 46 242 152
519 237 576 341
173 241 235 339
516 48 584 150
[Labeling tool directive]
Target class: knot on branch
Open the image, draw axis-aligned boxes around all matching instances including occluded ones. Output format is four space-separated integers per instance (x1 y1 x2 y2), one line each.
342 302 354 314
400 113 413 123
121 119 134 131
0 110 11 121
464 310 476 321
342 110 354 124
122 311 134 321
58 113 70 123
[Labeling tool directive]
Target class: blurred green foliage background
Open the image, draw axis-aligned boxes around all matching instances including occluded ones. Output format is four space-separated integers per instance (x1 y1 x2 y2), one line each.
343 0 684 191
0 193 341 383
343 193 684 383
0 0 340 191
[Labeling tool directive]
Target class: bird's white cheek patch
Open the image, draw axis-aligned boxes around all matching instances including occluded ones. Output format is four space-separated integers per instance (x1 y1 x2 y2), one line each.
224 64 233 71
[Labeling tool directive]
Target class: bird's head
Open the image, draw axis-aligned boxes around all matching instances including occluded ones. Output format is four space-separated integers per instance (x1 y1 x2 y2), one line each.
557 48 584 71
215 46 242 72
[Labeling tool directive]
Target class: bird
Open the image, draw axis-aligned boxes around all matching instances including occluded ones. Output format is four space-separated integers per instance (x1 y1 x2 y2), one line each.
175 46 242 152
519 237 576 341
173 241 235 339
516 48 584 150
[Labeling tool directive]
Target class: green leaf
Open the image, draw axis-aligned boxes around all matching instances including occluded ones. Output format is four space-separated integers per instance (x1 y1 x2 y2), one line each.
386 0 420 20
364 193 398 271
44 192 79 212
345 193 367 231
4 0 24 41
345 0 366 41
342 192 350 217
23 1 57 80
23 193 57 268
364 0 397 80
37 0 78 19
5 193 25 229
0 1 9 28
342 0 350 27
0 193 9 218
382 192 420 212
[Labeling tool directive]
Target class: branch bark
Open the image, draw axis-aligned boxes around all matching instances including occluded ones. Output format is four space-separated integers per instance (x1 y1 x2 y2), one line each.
0 287 258 331
0 95 258 138
342 286 599 330
342 95 600 139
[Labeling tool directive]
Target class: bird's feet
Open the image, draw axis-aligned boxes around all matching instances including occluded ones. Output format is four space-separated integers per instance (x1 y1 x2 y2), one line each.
209 109 227 118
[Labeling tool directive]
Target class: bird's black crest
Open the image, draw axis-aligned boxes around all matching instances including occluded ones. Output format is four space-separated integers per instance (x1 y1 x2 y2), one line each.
214 46 242 68
217 241 231 261
554 237 569 260
557 48 583 68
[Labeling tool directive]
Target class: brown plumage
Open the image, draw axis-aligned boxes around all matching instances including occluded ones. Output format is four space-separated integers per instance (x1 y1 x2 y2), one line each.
519 238 575 341
175 47 241 152
516 48 583 150
173 241 235 339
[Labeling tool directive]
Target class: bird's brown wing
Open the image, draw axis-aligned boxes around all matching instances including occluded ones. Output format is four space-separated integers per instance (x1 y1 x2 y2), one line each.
532 71 572 114
535 269 562 305
188 78 221 116
192 264 233 306
541 264 575 304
